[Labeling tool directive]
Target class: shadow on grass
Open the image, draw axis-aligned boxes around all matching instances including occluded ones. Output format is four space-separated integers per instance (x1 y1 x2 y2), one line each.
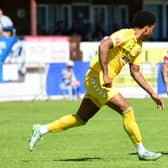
22 157 104 162
53 157 103 162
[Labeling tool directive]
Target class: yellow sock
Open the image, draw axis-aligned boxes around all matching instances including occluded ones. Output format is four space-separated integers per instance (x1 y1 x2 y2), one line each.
48 114 85 133
122 107 142 144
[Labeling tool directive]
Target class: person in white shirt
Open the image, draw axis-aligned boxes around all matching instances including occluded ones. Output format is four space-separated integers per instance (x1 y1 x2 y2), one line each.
0 8 14 37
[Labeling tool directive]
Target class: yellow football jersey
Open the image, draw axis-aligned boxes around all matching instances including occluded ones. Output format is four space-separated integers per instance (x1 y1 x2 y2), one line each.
89 28 142 80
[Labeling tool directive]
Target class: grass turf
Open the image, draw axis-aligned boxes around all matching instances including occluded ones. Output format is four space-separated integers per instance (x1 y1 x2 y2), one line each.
0 98 168 168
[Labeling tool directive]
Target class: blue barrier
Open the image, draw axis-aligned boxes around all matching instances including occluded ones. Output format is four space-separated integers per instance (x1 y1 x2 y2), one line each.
0 36 17 62
157 62 166 94
0 36 18 82
46 61 89 96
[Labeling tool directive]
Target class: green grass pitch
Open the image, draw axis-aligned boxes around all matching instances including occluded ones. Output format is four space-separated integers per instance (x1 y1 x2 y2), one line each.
0 98 168 168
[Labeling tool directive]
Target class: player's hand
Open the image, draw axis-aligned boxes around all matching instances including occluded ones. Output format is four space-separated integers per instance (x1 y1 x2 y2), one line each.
103 75 112 88
103 82 112 88
151 93 164 110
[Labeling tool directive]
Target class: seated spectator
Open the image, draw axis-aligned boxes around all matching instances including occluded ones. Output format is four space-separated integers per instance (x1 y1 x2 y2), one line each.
0 8 14 37
60 60 81 100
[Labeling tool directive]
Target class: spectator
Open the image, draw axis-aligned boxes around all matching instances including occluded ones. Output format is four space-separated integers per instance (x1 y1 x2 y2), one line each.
67 11 86 40
0 8 14 37
161 51 168 95
67 20 82 37
60 60 81 100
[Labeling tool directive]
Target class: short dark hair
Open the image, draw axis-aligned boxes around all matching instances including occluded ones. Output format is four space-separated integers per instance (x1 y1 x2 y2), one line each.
133 11 156 28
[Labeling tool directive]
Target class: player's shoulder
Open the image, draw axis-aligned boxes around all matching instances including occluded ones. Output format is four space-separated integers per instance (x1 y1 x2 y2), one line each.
109 28 134 46
117 28 134 39
110 28 133 40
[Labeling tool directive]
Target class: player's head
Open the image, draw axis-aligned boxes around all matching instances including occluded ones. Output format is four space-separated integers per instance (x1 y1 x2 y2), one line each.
133 11 156 28
133 11 156 39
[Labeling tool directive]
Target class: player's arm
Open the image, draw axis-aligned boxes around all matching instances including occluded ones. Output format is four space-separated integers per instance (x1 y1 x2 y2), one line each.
98 37 113 88
129 63 164 110
161 62 168 94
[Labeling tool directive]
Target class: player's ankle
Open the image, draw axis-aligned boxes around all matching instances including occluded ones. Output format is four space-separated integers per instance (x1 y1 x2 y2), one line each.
136 143 146 156
40 125 49 135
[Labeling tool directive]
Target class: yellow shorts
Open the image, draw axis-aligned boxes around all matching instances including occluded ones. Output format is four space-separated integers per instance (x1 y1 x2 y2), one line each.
84 69 118 108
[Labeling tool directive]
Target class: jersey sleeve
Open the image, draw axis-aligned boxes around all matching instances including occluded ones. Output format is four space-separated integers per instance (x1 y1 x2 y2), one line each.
130 48 144 65
130 54 141 65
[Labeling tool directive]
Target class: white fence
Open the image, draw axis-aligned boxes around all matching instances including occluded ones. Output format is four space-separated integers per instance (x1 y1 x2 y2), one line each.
0 63 48 101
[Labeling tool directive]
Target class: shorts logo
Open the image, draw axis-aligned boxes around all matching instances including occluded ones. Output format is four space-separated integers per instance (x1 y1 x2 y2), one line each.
90 77 106 98
121 56 130 64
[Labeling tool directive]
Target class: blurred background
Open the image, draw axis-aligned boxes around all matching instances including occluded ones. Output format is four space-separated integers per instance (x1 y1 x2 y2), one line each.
0 0 167 101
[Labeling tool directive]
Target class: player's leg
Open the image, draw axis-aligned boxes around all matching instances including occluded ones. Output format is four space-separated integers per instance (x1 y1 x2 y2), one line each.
29 98 99 151
47 98 99 132
106 92 162 160
106 93 142 144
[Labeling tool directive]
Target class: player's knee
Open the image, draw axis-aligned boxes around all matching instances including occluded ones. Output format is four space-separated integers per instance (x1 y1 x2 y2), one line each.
73 114 87 126
122 106 134 115
122 106 136 124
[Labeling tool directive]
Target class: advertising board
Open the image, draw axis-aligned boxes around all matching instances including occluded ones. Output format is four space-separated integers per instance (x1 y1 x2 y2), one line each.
24 36 70 63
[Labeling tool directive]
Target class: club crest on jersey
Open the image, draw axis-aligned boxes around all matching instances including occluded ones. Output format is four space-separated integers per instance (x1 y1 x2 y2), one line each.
115 37 121 45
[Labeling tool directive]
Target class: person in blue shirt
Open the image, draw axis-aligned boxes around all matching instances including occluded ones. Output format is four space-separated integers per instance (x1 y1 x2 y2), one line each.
60 60 81 100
